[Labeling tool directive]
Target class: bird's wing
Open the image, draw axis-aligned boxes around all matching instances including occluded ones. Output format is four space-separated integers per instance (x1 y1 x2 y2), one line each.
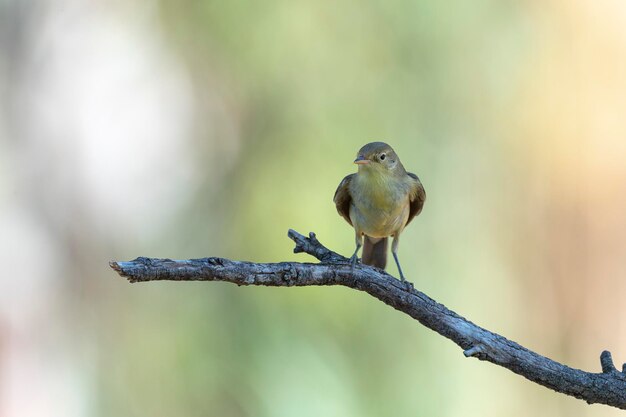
406 172 426 226
333 174 354 226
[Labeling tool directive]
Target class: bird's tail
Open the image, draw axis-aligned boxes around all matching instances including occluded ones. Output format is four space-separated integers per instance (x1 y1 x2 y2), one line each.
361 237 387 269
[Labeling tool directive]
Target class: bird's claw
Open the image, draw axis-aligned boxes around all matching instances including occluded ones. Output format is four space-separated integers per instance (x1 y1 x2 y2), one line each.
349 254 359 268
402 280 414 291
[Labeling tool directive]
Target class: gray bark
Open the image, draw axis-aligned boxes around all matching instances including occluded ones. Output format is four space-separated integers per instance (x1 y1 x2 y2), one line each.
110 229 626 410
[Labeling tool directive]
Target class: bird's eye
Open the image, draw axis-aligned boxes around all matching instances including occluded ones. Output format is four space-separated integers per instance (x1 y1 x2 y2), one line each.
380 153 386 161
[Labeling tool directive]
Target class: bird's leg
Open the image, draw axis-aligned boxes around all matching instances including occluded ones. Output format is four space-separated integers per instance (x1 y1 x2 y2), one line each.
392 234 413 289
350 232 363 267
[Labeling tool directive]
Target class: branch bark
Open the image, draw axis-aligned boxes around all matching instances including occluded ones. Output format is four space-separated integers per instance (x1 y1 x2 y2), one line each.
110 229 626 410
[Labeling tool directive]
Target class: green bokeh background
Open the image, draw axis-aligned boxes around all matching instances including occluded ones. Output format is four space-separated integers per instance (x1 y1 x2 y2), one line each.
2 1 626 416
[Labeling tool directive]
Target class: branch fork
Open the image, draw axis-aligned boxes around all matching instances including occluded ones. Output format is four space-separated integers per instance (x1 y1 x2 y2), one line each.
110 230 626 410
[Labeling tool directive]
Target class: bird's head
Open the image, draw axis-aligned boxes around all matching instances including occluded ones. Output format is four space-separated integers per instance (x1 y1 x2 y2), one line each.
354 141 402 173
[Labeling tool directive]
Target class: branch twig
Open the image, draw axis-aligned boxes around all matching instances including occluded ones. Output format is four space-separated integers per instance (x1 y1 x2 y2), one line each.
110 230 626 410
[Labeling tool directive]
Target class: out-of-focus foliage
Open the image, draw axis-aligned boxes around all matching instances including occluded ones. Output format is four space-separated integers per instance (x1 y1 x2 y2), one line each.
2 0 626 416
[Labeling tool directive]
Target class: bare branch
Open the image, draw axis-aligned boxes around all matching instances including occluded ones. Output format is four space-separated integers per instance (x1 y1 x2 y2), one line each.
110 229 626 410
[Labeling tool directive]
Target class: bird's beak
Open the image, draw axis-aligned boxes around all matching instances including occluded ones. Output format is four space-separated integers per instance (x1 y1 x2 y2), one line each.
354 155 370 165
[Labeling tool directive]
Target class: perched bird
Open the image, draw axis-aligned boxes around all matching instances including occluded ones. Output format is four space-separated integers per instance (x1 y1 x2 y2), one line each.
333 142 425 282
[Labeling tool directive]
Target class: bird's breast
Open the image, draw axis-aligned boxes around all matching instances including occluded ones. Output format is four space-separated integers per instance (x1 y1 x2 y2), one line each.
349 174 411 238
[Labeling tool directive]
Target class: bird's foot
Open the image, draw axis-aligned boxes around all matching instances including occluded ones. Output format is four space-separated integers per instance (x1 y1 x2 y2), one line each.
398 274 414 291
401 279 415 291
349 254 360 268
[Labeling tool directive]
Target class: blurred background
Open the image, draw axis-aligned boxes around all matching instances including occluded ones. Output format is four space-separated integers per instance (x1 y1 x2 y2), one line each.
2 0 626 416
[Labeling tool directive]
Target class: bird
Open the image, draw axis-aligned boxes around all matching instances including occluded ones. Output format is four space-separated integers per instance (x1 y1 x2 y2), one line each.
333 142 425 282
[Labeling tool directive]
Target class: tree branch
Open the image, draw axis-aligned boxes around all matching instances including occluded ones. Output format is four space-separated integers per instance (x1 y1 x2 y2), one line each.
110 229 626 410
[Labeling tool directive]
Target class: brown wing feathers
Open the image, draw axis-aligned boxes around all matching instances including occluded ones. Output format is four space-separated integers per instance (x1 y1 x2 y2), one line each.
333 174 354 226
406 172 426 227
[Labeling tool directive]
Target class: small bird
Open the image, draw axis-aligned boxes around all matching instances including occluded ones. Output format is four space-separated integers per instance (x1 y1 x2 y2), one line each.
334 142 425 282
